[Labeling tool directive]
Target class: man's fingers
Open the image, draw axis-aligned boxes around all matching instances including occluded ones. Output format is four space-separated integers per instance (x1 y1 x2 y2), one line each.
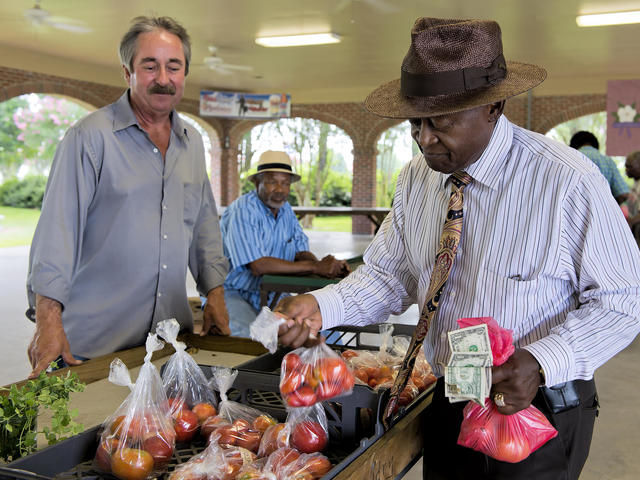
62 351 83 366
491 364 510 385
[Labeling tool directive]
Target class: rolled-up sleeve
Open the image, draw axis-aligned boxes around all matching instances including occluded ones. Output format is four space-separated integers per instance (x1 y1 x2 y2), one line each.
27 127 98 308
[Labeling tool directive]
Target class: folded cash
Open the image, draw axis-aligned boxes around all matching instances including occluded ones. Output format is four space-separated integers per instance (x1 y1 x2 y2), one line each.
445 324 493 405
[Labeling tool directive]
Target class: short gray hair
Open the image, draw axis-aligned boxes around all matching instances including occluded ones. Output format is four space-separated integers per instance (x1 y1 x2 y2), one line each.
119 16 191 75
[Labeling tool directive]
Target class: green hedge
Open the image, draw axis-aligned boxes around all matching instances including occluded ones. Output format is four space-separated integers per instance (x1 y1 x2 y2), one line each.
0 175 47 209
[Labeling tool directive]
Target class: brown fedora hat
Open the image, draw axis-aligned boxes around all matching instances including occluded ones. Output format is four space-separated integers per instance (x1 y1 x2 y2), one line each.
364 17 547 118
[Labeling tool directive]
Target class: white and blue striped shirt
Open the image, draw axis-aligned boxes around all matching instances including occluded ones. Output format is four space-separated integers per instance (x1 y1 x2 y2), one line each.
313 115 640 386
221 191 309 309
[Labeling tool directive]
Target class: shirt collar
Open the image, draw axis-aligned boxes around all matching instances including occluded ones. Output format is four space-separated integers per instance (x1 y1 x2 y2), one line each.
112 90 189 141
463 115 513 191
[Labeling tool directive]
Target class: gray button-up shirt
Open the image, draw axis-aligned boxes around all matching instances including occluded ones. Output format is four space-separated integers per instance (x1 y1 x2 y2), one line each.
27 91 228 358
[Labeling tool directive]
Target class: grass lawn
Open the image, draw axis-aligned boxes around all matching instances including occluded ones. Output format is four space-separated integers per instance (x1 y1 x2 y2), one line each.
306 215 351 232
0 206 40 247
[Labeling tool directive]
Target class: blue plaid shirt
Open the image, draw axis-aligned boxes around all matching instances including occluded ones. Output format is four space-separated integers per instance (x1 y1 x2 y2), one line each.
579 146 630 198
221 191 309 309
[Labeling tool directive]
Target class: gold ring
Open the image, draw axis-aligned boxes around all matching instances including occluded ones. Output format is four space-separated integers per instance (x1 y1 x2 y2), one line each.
493 392 506 407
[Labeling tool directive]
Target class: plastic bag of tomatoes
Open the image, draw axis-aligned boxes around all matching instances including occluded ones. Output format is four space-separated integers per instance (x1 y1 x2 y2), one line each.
286 403 329 454
169 431 257 480
156 319 218 444
207 367 278 454
94 334 175 480
456 317 557 463
257 447 332 480
280 341 355 407
249 306 286 354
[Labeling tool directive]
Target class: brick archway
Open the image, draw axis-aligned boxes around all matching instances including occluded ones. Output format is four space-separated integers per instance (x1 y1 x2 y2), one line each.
0 80 105 109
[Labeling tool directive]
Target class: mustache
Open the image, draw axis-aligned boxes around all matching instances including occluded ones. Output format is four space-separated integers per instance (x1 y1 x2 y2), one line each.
148 84 176 95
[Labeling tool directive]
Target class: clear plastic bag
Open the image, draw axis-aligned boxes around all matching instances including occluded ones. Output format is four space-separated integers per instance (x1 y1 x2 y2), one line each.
156 319 218 443
94 334 175 480
280 342 355 407
262 447 332 480
168 432 258 480
286 404 328 454
208 367 277 453
249 307 286 354
456 317 558 463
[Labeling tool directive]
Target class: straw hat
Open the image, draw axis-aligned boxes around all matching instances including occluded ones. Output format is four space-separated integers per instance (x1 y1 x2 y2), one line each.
364 17 547 118
248 150 301 182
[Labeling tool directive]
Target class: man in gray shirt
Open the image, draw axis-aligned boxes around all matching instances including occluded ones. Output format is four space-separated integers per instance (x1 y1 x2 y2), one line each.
26 16 229 377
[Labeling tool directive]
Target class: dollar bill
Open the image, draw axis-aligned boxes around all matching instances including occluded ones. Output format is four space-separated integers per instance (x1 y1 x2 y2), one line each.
448 324 491 354
445 324 493 405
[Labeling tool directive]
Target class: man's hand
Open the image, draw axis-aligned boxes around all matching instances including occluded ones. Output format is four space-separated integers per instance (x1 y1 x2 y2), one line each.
274 294 323 348
201 286 230 336
491 348 542 415
314 255 347 278
28 295 82 378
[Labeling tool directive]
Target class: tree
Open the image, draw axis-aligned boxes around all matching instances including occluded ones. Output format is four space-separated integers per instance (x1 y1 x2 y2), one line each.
0 97 29 180
11 94 88 175
376 121 413 207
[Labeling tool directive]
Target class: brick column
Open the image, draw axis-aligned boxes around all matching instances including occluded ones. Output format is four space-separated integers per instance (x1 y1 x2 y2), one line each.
220 144 239 206
351 144 377 234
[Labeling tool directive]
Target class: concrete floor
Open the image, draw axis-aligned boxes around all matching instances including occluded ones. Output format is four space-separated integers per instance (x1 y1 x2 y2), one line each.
2 232 639 478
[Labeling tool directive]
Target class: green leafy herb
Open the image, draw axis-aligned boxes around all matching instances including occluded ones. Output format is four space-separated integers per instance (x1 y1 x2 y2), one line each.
0 363 85 462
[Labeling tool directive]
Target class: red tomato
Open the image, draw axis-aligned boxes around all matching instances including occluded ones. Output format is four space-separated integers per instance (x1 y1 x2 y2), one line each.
298 454 332 477
191 403 217 423
235 430 262 452
494 434 531 463
214 425 238 446
95 437 121 472
269 447 300 475
398 385 417 406
280 370 305 395
142 435 173 467
354 368 369 384
167 397 187 418
285 385 317 407
313 358 348 383
258 423 289 457
232 418 251 432
200 415 228 438
290 420 328 453
341 349 359 360
282 352 303 372
173 409 199 443
111 448 154 480
252 414 277 432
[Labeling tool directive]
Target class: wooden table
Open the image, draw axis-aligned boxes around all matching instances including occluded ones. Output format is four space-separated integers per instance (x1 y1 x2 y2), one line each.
259 255 364 308
292 206 391 232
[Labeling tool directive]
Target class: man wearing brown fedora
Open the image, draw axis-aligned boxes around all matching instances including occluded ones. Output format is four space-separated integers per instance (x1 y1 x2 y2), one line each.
218 150 348 337
274 17 640 479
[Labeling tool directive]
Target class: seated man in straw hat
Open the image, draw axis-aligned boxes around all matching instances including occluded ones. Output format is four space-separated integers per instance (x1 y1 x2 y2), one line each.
219 150 348 337
274 17 640 479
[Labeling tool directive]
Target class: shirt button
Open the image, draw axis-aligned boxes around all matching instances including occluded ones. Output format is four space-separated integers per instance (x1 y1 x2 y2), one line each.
441 332 447 339
450 291 456 298
153 147 158 153
162 264 167 269
157 292 162 297
163 234 168 239
163 205 167 210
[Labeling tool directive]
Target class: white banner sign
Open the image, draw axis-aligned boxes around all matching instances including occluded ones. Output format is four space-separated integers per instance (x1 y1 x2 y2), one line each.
199 91 291 119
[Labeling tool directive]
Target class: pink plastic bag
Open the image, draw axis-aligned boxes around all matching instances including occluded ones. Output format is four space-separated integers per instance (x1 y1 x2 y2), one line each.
456 317 557 463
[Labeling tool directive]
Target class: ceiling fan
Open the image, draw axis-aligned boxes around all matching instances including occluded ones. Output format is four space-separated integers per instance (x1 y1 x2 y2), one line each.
195 46 254 75
23 0 91 34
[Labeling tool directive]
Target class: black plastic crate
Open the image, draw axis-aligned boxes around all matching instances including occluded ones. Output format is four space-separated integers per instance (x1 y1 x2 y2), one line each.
0 323 431 480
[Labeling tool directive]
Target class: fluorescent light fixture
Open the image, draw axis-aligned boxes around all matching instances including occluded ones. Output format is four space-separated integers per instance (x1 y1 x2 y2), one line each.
576 10 640 27
255 32 341 47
